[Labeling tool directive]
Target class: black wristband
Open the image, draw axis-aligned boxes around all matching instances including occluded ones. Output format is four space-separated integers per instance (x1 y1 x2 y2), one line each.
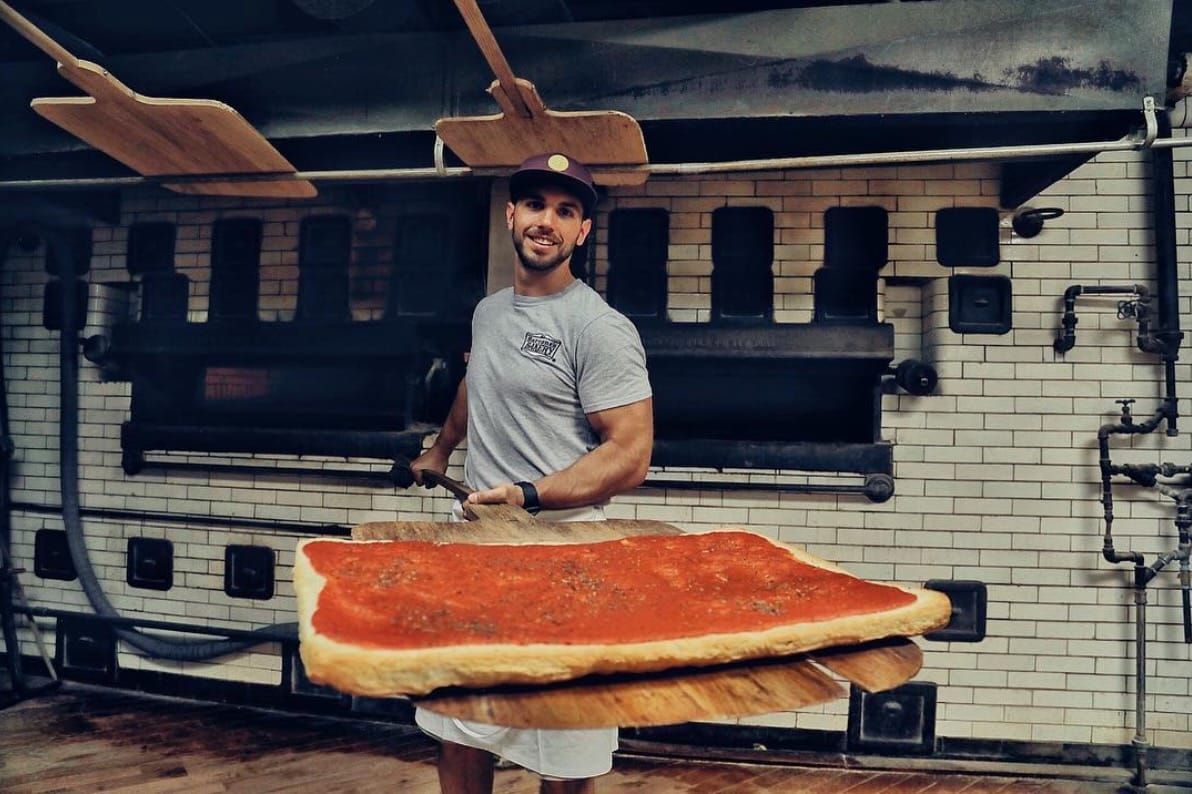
515 481 541 514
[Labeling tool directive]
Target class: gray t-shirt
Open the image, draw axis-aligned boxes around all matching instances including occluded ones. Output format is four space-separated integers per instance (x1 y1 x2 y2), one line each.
463 280 651 494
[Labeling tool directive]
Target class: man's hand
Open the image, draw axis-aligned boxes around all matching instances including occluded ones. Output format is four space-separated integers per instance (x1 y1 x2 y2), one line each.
409 448 451 486
409 379 468 486
464 482 526 508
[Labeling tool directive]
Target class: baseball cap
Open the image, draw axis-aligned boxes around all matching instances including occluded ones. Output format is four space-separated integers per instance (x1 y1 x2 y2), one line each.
509 153 599 216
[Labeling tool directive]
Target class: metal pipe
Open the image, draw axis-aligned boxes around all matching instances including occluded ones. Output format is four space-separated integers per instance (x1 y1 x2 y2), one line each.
1149 112 1183 437
1166 501 1192 644
1182 524 1192 643
0 230 24 696
3 127 1192 192
643 135 1185 175
1116 488 1192 643
1053 284 1149 354
12 605 296 643
0 228 63 702
1098 402 1167 566
1096 399 1192 791
1090 127 1190 775
1133 578 1149 790
11 500 352 537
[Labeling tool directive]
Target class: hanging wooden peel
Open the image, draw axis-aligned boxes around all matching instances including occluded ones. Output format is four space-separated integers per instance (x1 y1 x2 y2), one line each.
414 638 921 729
0 2 316 199
435 0 649 187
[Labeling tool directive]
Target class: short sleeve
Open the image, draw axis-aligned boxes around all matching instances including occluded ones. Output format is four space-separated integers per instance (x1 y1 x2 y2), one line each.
575 312 652 414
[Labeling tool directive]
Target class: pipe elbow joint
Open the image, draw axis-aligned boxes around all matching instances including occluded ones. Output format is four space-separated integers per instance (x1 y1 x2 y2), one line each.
1054 334 1077 353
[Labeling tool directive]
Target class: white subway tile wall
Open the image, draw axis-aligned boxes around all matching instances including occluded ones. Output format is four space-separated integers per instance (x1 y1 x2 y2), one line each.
4 136 1191 750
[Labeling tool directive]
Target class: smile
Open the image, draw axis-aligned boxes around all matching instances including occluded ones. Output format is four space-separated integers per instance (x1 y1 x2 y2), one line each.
528 232 559 247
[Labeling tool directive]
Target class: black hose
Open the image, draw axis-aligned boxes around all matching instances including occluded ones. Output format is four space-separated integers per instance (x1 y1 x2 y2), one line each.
44 228 295 660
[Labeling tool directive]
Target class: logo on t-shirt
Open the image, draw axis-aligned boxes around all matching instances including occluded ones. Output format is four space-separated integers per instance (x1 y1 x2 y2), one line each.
521 332 562 361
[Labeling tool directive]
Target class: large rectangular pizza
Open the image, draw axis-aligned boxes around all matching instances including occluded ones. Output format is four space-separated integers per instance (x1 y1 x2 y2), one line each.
294 529 951 697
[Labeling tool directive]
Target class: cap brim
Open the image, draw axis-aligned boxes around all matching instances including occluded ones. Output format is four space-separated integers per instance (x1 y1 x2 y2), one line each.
510 170 598 214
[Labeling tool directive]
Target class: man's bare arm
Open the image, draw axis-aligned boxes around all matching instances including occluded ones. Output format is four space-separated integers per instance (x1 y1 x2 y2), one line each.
466 397 653 510
410 379 468 483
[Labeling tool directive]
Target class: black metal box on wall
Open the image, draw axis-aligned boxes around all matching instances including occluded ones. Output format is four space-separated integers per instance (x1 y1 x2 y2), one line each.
225 545 275 600
55 617 117 684
283 644 347 701
824 206 888 270
126 537 173 591
948 275 1012 335
923 580 988 642
34 528 76 581
126 222 176 275
42 279 88 331
44 226 92 276
139 272 190 323
935 207 1000 267
813 269 879 324
847 681 937 755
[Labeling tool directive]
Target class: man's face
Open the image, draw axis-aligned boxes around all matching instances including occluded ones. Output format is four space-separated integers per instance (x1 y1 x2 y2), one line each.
506 185 593 273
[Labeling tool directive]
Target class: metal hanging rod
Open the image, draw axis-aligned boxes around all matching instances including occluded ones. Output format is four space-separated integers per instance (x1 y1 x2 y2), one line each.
1 106 1188 192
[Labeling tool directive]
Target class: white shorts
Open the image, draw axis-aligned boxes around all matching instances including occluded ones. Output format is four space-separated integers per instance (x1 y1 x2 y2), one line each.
415 709 618 779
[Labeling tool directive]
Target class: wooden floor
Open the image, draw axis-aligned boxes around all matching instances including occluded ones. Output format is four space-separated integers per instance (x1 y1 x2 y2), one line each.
0 684 1180 793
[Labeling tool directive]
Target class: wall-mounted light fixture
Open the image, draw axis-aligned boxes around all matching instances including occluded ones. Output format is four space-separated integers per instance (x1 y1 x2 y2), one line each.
1011 207 1065 238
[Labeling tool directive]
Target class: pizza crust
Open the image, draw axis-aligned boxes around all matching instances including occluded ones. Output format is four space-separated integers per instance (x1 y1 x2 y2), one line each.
294 529 951 697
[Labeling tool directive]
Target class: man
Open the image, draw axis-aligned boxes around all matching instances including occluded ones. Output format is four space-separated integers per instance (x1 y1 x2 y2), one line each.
409 152 654 794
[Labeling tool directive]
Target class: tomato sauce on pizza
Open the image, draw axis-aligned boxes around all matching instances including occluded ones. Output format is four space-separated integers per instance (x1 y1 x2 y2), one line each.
303 531 915 649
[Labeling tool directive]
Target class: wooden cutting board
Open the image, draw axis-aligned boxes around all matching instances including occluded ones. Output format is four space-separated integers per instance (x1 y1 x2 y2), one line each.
0 2 316 199
351 507 928 728
434 0 648 186
413 638 924 729
417 650 848 729
352 514 685 544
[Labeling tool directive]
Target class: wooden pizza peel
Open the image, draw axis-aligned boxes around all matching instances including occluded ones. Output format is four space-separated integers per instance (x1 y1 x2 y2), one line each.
344 469 930 728
0 1 316 199
433 0 649 187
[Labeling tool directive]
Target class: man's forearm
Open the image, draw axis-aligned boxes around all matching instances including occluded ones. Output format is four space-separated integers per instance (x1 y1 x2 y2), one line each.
430 380 468 454
536 435 651 509
462 397 653 512
413 380 468 482
534 397 653 509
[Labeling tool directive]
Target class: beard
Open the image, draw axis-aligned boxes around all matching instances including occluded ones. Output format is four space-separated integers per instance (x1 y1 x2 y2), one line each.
512 227 578 272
